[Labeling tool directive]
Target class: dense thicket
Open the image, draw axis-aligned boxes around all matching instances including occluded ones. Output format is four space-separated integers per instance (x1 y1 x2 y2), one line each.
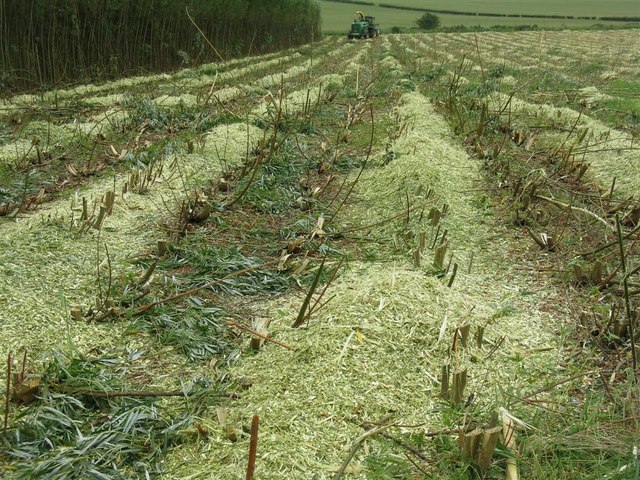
0 0 321 92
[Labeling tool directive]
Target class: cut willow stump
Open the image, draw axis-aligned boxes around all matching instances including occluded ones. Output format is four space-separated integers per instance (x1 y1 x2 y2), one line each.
429 207 441 226
93 205 106 230
157 240 168 256
80 197 89 222
451 367 468 405
447 262 458 287
440 364 450 399
104 190 115 215
413 247 421 267
476 426 501 473
462 428 482 462
613 318 627 337
70 306 82 321
433 241 449 271
459 324 471 348
250 318 272 351
476 326 485 348
590 261 603 284
458 423 501 474
573 263 586 283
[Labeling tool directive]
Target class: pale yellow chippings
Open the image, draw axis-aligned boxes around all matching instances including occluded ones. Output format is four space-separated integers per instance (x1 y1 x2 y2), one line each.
0 122 263 365
487 92 640 198
160 92 565 480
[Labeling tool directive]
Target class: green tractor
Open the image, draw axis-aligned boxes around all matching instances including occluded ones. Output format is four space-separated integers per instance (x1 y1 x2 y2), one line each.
348 11 380 39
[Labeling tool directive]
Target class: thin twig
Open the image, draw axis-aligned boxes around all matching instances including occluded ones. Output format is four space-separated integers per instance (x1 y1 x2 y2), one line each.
226 322 294 351
4 352 11 432
129 258 281 317
579 222 640 257
104 243 112 306
360 423 430 461
616 214 637 374
522 370 593 399
246 415 260 480
473 33 485 78
333 424 391 479
306 257 344 320
19 349 27 383
533 194 613 230
292 256 326 328
185 7 224 62
329 201 431 237
330 104 375 220
402 451 431 476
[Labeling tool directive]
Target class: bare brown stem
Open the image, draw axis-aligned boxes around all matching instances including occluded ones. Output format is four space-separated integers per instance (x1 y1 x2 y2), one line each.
3 352 11 432
246 415 260 480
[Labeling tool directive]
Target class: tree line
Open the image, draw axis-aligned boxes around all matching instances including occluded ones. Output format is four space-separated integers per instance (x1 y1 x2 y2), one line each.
0 0 321 92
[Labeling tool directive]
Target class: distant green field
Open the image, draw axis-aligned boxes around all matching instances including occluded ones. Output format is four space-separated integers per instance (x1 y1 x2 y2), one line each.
319 1 631 33
371 0 640 18
322 3 419 32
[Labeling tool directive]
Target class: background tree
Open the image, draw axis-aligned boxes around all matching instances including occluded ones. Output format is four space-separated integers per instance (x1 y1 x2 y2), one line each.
417 13 441 30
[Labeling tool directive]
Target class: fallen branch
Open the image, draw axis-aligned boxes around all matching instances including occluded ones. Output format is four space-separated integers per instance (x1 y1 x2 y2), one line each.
226 321 294 351
334 424 391 479
522 370 593 400
292 256 327 328
579 222 640 257
360 423 431 461
128 258 281 317
46 385 238 400
533 194 613 231
54 387 189 398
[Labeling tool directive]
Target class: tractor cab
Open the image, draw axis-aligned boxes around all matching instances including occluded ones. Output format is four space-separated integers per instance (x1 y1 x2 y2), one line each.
348 11 380 39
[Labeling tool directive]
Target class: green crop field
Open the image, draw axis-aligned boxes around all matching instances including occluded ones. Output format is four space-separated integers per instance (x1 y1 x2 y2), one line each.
371 0 640 17
2 13 640 480
321 2 420 32
319 0 640 33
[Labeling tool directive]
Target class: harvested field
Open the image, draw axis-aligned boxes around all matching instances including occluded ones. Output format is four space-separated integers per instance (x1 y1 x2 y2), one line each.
1 29 639 479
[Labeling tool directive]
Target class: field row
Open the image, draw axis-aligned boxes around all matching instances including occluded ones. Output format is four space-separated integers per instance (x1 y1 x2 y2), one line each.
0 37 358 216
391 30 640 197
0 36 368 356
